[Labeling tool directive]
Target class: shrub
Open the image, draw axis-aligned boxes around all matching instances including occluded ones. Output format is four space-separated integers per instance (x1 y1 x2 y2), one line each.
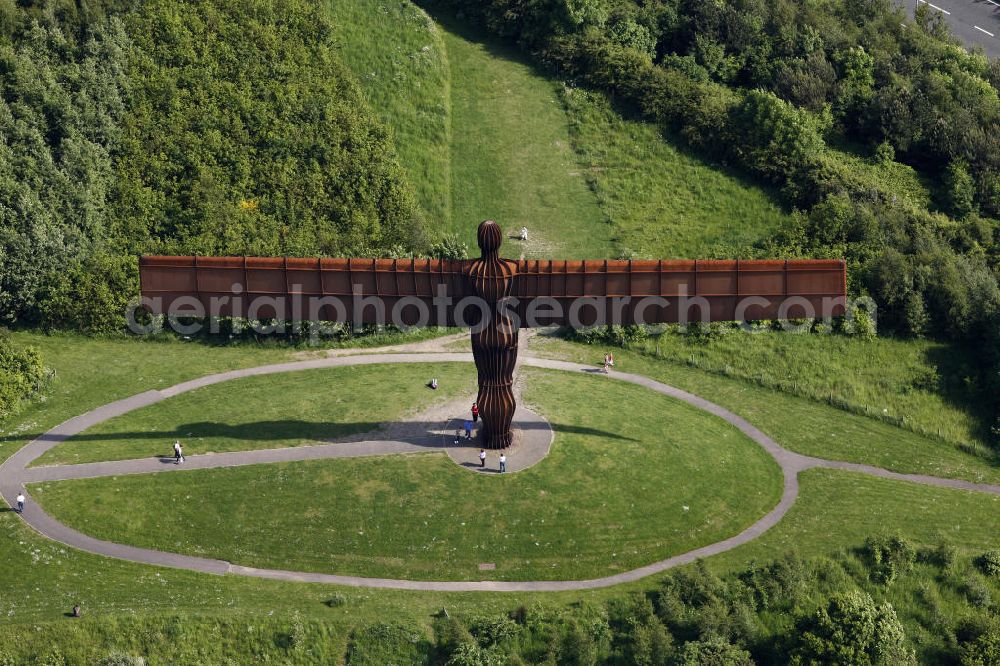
976 550 1000 577
445 641 505 666
873 141 895 165
97 653 146 666
946 160 977 218
36 253 139 334
789 590 916 665
863 533 916 585
675 636 753 666
324 593 347 608
920 538 958 573
739 552 812 610
964 574 992 608
428 234 469 260
960 623 1000 666
468 615 520 647
621 616 673 666
559 619 600 666
0 333 46 420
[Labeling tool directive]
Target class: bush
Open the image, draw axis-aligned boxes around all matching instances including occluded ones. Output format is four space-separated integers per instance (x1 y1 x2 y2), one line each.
946 160 978 218
960 624 1000 666
428 234 469 260
920 538 958 573
976 550 1000 577
0 333 47 420
863 533 916 585
468 615 520 647
621 617 673 666
964 574 992 608
790 590 916 665
675 636 753 666
324 593 347 608
559 619 600 666
97 653 146 666
36 253 138 334
445 641 506 666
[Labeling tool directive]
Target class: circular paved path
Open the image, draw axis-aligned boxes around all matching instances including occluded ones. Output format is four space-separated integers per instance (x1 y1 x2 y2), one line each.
3 351 1000 592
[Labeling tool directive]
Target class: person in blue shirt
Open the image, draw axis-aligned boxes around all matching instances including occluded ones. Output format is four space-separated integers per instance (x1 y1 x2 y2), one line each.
464 419 473 439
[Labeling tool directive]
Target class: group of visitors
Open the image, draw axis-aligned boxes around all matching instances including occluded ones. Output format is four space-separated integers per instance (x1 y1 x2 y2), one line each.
478 449 507 473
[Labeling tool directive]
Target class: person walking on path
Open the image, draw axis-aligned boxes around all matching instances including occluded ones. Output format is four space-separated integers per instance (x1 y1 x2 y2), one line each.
479 449 486 467
173 440 183 464
15 493 24 514
471 402 479 423
499 453 507 473
603 353 611 374
464 419 473 440
519 226 528 241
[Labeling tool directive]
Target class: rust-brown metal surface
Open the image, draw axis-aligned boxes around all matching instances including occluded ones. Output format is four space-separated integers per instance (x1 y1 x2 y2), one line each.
140 253 845 326
139 220 847 449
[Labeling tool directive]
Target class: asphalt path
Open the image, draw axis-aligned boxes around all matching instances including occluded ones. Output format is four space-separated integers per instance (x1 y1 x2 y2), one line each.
4 351 1000 591
902 0 1000 57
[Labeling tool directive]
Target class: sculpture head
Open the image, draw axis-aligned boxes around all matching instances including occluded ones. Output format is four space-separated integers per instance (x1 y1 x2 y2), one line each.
477 220 502 256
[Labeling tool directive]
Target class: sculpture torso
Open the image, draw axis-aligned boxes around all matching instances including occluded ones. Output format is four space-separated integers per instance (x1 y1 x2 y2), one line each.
465 220 519 448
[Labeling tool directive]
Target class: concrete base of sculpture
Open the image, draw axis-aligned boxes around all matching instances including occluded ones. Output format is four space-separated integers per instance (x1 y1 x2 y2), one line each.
440 404 553 474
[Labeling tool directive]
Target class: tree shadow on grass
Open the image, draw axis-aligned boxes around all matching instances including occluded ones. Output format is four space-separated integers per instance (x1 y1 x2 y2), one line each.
922 343 997 452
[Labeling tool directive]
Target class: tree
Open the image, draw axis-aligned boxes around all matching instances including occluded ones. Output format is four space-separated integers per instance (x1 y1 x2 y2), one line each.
945 160 977 218
790 590 916 665
676 636 753 666
0 334 46 420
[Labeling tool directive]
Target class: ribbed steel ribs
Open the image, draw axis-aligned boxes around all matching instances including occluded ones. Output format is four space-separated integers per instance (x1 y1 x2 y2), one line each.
466 220 519 449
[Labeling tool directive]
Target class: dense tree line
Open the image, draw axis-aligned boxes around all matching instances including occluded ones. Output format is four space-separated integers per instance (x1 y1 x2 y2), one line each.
0 0 422 333
423 0 1000 443
339 535 1000 665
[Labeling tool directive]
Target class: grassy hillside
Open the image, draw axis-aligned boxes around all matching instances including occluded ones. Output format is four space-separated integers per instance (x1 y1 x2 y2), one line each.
533 335 998 483
326 0 452 226
629 328 988 448
561 86 793 258
326 0 807 260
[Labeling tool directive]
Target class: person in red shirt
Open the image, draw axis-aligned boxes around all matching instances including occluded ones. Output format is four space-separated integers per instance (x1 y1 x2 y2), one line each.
471 402 479 423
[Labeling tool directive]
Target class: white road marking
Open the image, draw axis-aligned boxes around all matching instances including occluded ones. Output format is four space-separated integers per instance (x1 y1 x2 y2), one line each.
975 25 996 37
917 0 951 15
985 0 1000 7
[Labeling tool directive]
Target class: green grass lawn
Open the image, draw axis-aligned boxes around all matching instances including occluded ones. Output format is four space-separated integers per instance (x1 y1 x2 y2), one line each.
532 335 1000 484
326 0 611 256
2 331 1000 661
633 327 988 449
33 363 474 466
0 332 295 466
707 467 1000 572
560 87 793 259
440 17 611 258
31 367 783 581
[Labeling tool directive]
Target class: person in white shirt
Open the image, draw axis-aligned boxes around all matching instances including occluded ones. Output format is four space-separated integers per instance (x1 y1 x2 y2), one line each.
479 449 486 468
519 227 528 241
499 453 507 473
15 493 25 514
173 440 183 464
